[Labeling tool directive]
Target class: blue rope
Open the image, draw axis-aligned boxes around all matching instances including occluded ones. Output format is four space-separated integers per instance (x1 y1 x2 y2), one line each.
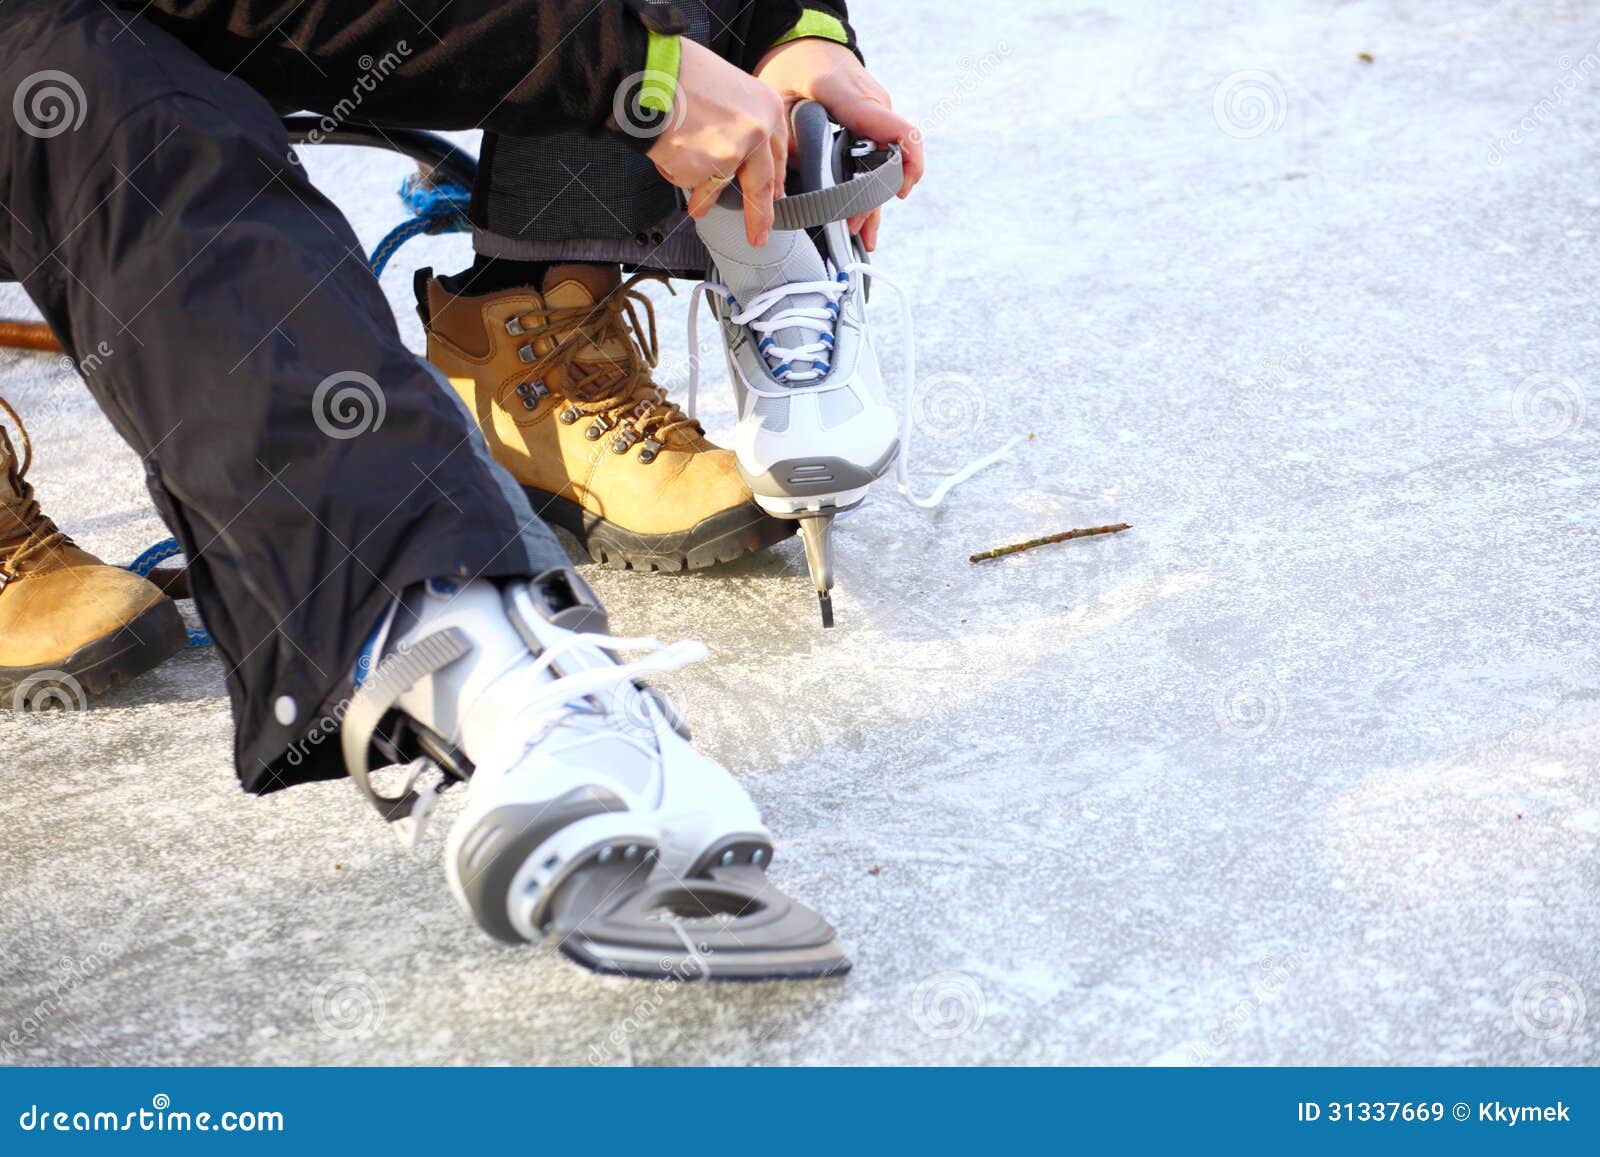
130 171 471 649
368 172 472 277
125 538 212 647
127 539 182 578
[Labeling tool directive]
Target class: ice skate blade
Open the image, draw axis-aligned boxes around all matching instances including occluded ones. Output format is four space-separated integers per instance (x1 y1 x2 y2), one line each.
797 515 836 630
548 864 851 982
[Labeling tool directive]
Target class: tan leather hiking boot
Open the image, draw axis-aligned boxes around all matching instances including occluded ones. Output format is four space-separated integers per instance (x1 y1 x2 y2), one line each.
420 263 794 571
0 399 186 704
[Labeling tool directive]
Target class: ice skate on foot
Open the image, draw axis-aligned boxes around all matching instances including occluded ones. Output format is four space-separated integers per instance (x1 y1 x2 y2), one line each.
339 568 849 981
689 101 1015 627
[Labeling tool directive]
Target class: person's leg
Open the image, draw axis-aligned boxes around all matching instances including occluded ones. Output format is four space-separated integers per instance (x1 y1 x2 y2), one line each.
417 1 801 572
467 3 718 278
0 0 848 977
0 0 564 788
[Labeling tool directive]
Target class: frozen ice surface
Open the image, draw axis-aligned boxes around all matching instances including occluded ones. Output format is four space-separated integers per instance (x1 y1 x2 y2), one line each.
2 1 1597 1065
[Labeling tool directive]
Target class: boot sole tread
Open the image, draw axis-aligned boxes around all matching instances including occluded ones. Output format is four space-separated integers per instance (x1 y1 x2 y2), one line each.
525 489 795 572
0 600 189 704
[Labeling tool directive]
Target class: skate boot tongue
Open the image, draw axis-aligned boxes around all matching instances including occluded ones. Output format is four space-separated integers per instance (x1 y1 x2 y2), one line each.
697 202 834 382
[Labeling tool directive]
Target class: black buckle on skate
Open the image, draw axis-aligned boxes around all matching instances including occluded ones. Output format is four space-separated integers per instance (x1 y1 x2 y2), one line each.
341 627 474 824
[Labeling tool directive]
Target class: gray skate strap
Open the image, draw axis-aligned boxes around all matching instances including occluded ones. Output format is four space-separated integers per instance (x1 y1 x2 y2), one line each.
776 144 902 231
341 627 471 822
719 146 904 233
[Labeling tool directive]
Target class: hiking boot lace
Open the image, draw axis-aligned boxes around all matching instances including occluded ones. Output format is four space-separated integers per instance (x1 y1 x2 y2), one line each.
0 396 71 587
508 273 699 461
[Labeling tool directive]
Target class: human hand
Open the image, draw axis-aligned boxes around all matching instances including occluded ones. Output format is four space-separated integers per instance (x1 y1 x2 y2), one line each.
754 38 925 251
645 39 789 246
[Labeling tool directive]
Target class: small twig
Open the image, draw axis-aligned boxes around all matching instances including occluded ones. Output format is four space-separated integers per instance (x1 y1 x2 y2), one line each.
0 321 61 353
970 522 1132 564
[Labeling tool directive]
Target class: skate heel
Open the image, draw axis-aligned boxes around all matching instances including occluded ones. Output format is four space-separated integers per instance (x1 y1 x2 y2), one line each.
447 795 660 944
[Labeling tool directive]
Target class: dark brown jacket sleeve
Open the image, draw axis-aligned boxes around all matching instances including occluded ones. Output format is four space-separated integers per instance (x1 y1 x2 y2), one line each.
736 1 861 72
120 0 694 136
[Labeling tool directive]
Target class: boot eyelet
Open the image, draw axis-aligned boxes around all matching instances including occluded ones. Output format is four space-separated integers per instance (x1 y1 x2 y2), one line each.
505 317 526 336
512 379 549 411
516 343 537 364
584 417 613 442
611 426 641 455
558 407 580 425
638 439 662 465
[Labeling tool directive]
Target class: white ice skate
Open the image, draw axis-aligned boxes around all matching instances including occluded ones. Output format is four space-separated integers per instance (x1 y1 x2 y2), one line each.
339 569 848 980
689 100 1014 627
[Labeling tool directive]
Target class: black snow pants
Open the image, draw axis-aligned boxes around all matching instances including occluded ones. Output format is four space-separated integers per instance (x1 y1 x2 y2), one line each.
0 0 568 792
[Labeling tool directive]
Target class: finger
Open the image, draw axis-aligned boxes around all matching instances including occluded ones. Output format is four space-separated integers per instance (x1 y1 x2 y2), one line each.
770 128 789 200
687 176 729 219
848 213 867 235
896 124 926 197
830 100 923 197
862 209 881 252
738 141 777 246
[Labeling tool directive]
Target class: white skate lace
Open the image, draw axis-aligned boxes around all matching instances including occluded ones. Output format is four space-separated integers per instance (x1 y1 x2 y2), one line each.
686 262 1019 509
512 631 707 747
393 630 707 848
